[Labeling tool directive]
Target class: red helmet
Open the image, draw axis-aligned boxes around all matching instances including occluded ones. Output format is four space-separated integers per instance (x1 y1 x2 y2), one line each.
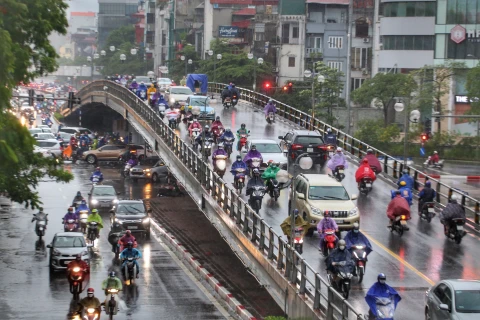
87 288 94 294
362 158 369 164
126 230 131 235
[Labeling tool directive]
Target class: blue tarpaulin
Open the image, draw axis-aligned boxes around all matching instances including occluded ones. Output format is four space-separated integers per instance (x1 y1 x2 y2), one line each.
186 74 208 95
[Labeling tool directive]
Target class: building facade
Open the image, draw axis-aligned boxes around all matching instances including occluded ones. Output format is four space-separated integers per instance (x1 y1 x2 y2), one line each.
97 0 139 47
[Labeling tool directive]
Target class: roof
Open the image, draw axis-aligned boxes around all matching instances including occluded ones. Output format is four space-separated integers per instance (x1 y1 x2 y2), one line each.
300 174 341 186
233 8 256 16
71 12 96 17
306 0 348 3
93 185 115 189
443 279 480 290
117 199 144 203
250 139 280 144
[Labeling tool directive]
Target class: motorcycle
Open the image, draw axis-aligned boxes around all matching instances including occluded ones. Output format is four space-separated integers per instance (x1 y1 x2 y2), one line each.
33 213 48 240
68 266 85 301
223 97 232 108
248 157 262 177
233 168 246 194
351 245 368 283
423 156 444 169
368 296 397 319
359 177 373 196
266 178 280 202
248 185 267 214
87 222 99 245
183 110 193 125
122 162 132 178
158 103 166 119
266 112 275 124
78 210 89 234
326 144 336 159
333 165 345 182
72 199 83 210
91 175 101 185
238 133 249 151
322 229 337 257
212 126 224 144
390 215 409 236
223 137 234 158
64 218 78 232
105 288 119 318
123 257 138 284
213 154 228 178
446 218 466 244
419 202 435 223
202 138 214 160
232 94 238 107
328 262 354 299
190 128 201 148
293 226 304 254
83 307 100 320
168 116 177 129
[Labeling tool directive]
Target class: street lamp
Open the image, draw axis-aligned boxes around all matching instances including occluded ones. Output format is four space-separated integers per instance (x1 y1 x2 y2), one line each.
130 48 137 56
120 54 126 63
247 53 264 91
110 46 115 52
304 68 325 130
394 100 420 167
100 50 106 57
214 54 222 82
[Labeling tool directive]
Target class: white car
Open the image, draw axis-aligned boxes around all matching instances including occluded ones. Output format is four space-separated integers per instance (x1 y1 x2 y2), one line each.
33 133 56 140
157 78 172 90
59 127 94 140
57 132 74 142
166 86 193 106
36 139 64 157
33 145 53 158
243 139 287 170
29 128 43 136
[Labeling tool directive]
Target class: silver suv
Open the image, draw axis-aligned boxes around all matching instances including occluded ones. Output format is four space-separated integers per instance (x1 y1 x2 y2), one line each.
88 185 119 211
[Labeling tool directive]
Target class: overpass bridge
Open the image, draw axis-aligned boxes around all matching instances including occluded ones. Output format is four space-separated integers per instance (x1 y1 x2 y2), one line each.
76 80 480 319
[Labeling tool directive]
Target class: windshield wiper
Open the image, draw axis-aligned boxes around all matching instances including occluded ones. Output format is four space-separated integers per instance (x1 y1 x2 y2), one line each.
321 196 347 200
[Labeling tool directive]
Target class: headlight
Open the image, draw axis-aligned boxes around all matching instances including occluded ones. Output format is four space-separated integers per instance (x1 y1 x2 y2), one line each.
91 199 98 205
143 218 150 224
114 218 123 224
53 249 61 256
349 207 358 216
209 109 214 114
170 98 175 103
113 199 119 204
311 206 322 216
144 169 151 172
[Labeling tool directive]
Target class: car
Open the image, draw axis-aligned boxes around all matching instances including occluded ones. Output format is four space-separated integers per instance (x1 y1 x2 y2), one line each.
88 185 119 211
29 128 43 136
278 130 329 166
82 144 126 164
57 131 74 142
290 174 359 233
243 139 287 170
109 200 152 239
129 156 168 182
166 86 193 106
135 75 152 87
186 95 215 120
36 139 64 157
59 127 94 140
33 133 56 140
156 78 172 91
425 279 480 319
33 145 53 158
47 232 91 272
126 144 155 161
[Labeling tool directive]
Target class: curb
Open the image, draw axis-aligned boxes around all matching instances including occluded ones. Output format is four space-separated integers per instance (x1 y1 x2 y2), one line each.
150 219 257 320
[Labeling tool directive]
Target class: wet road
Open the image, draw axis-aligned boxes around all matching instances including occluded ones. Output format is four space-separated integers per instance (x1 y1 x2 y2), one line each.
163 97 480 318
0 164 230 319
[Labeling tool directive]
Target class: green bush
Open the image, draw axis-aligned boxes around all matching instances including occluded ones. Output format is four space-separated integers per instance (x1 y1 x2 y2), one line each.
54 112 64 121
264 317 287 320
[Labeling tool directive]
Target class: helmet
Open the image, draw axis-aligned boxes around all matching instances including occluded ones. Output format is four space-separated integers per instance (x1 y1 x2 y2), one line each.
268 99 273 103
241 123 246 128
68 207 74 212
236 155 242 161
434 151 438 154
87 288 94 297
127 241 133 248
362 158 369 164
293 209 299 218
353 222 359 232
205 125 210 130
215 116 220 121
402 169 408 174
336 147 342 153
378 273 386 283
140 81 144 85
38 207 44 213
400 181 406 186
109 271 116 278
251 145 257 151
271 162 277 168
224 86 229 89
225 127 231 132
132 79 136 82
91 209 98 214
450 195 458 202
81 199 86 204
75 254 82 261
252 168 260 175
193 119 198 123
126 230 131 235
76 191 82 196
367 148 373 154
324 210 330 218
327 128 332 133
96 167 101 171
338 239 346 250
425 181 431 187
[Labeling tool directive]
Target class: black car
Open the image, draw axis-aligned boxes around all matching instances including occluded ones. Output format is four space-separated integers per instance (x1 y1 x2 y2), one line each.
110 200 151 239
278 130 328 165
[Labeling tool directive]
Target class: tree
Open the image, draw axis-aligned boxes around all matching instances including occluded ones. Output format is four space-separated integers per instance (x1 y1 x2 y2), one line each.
354 119 401 151
0 0 73 209
465 64 480 115
351 73 417 126
105 26 136 50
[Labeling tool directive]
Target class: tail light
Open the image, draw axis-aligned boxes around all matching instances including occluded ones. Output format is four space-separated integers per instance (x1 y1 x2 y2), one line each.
291 144 303 150
318 145 328 151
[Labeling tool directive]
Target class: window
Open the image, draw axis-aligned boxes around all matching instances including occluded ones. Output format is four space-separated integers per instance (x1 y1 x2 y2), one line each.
351 48 369 69
288 57 296 67
254 143 282 153
383 35 435 50
295 179 306 194
328 37 343 49
351 78 366 92
116 203 146 214
455 290 480 313
292 26 299 39
92 187 116 196
308 186 350 200
254 32 265 41
328 61 343 71
355 19 369 38
383 2 436 17
282 23 289 43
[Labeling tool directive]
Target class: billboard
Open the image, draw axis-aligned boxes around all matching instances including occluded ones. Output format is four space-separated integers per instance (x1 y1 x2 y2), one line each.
219 26 239 38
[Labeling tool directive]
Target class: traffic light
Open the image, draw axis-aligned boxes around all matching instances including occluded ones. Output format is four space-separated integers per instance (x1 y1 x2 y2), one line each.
263 81 272 94
421 132 429 142
28 89 35 106
68 92 74 110
287 82 293 94
36 94 44 102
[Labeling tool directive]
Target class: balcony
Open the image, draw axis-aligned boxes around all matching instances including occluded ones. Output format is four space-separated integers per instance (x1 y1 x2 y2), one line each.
282 37 300 45
306 47 322 58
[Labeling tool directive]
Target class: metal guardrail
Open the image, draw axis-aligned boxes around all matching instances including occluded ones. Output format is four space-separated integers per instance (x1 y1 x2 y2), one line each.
208 83 480 229
78 80 364 320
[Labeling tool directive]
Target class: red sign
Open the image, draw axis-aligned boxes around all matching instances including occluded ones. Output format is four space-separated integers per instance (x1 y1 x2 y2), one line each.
451 25 466 44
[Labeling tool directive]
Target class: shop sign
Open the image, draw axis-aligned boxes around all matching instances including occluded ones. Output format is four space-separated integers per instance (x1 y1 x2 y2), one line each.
451 25 480 43
219 26 239 38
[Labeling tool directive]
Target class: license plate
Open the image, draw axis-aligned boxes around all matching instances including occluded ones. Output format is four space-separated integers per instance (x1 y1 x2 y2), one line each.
366 183 372 187
101 203 110 207
400 220 407 225
457 226 464 231
128 226 138 230
307 148 313 153
428 208 434 213
336 220 344 224
339 170 344 174
329 152 333 157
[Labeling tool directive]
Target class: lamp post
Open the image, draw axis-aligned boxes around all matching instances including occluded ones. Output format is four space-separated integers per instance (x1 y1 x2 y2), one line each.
75 67 80 88
394 100 420 167
247 53 264 91
181 55 193 76
110 46 115 52
215 54 222 82
304 68 325 130
120 54 126 63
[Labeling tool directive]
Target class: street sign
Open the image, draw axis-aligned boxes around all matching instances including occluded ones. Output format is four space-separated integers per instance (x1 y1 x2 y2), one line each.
420 147 426 156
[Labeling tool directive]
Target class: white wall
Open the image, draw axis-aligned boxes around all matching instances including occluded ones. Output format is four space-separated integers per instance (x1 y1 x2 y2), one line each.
380 17 435 36
379 50 433 69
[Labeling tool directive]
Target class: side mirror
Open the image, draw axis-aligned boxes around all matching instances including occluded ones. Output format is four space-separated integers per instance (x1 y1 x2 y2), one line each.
351 194 358 200
98 149 102 152
298 193 305 200
241 149 248 154
278 135 284 140
46 244 52 248
439 304 450 312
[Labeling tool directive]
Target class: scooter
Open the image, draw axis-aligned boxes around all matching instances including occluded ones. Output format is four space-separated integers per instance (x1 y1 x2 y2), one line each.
351 245 368 283
83 307 100 320
190 128 201 148
105 288 120 317
223 137 234 158
168 116 177 129
423 157 444 169
212 126 224 144
202 138 214 160
266 112 275 124
446 218 466 244
326 144 336 159
322 229 337 257
248 157 262 177
87 222 99 246
238 134 249 151
232 94 238 107
213 154 228 178
64 219 78 232
419 202 436 223
233 168 246 194
266 178 280 202
328 263 354 299
91 175 101 185
293 226 304 254
33 213 48 240
123 257 138 284
79 210 89 234
333 165 345 182
359 177 373 196
389 215 410 236
68 266 85 301
223 97 232 108
123 162 132 178
158 103 166 119
367 296 397 319
183 110 193 125
248 185 267 214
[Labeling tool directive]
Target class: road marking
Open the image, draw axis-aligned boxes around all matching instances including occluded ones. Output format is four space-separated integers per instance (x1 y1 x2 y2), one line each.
362 230 436 286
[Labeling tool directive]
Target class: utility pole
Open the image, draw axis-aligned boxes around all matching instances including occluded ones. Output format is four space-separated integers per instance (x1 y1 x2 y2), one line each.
168 1 175 71
345 0 354 135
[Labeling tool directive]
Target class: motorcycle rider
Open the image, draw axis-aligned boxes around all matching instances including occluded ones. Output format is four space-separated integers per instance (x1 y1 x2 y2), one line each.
221 85 231 104
75 199 90 215
188 118 202 137
165 104 179 124
31 207 48 228
63 207 79 231
391 181 413 206
196 125 214 152
218 127 235 145
101 271 123 313
211 116 223 133
118 230 137 251
280 209 309 243
429 151 440 164
344 223 372 256
355 158 377 187
136 81 148 101
261 160 280 195
246 168 264 202
324 128 337 146
86 209 104 237
327 147 348 175
77 288 102 317
418 181 436 212
147 83 156 105
325 240 355 280
364 148 382 174
397 169 414 190
90 167 104 183
440 195 466 235
212 143 228 170
365 274 401 319
230 155 248 181
236 123 250 151
72 191 84 206
157 94 169 108
127 153 138 167
263 99 277 121
229 83 240 100
387 191 411 228
108 221 124 254
67 254 89 275
120 241 142 279
243 145 263 171
128 79 138 92
317 211 339 250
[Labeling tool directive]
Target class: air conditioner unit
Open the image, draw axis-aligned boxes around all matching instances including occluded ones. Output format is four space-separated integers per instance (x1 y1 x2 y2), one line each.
362 69 369 75
272 67 279 72
363 38 370 43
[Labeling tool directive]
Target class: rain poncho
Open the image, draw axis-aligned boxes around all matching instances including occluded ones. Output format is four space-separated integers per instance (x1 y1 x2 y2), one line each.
355 162 376 183
129 82 138 91
230 160 248 175
431 153 439 163
243 150 263 165
63 211 79 221
120 247 142 272
246 176 264 193
440 201 466 222
324 133 337 145
118 234 136 247
136 84 148 100
397 173 414 190
212 148 228 165
147 86 156 103
87 213 104 230
317 217 339 245
386 195 410 220
195 131 213 144
365 282 401 318
78 297 101 310
211 120 223 132
391 186 412 206
263 102 277 116
90 172 103 183
236 128 250 137
101 277 123 291
344 230 372 255
188 122 202 135
219 131 235 143
280 216 309 237
165 108 179 121
75 204 90 215
364 154 382 173
325 248 355 274
262 166 280 180
327 153 348 171
127 158 138 166
419 186 436 202
157 97 168 108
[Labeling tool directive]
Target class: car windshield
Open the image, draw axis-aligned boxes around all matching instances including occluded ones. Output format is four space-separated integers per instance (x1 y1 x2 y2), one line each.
158 78 171 83
308 186 350 200
171 88 193 95
296 136 324 145
189 98 209 106
136 76 150 83
54 236 85 248
92 187 116 196
455 290 480 313
38 134 55 139
255 143 282 153
117 203 145 214
140 159 158 166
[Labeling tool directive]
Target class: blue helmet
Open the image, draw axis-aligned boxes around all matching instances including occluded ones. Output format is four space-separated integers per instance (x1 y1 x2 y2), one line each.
378 273 386 282
425 181 431 187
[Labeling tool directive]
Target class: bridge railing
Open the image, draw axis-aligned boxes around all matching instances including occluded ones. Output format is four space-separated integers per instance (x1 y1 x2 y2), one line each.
209 83 480 229
78 80 364 319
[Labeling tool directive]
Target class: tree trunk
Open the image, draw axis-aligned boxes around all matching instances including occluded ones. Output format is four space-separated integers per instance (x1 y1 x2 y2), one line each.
383 103 389 127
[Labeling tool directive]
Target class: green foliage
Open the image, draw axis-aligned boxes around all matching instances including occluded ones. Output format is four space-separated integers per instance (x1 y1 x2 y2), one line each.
351 73 417 126
165 44 200 83
57 56 89 66
0 0 73 209
54 112 64 121
264 317 287 320
465 64 480 115
105 26 136 50
354 119 400 150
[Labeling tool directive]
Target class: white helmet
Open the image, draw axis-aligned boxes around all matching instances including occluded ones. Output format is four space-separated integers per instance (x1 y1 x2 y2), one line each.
450 194 458 202
434 151 438 154
336 147 342 153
